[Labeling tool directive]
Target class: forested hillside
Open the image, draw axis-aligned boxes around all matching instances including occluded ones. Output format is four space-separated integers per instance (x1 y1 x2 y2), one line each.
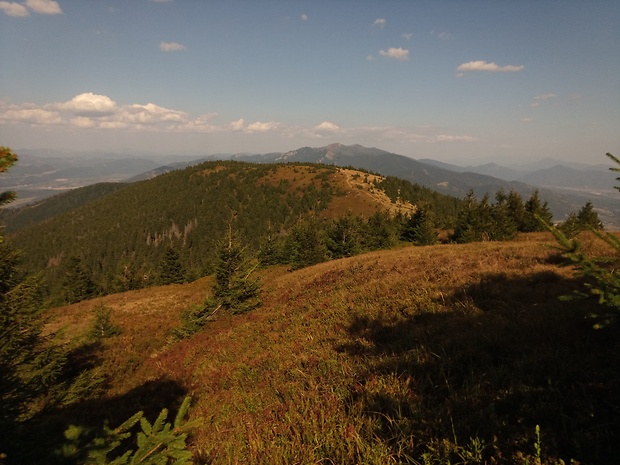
5 161 462 303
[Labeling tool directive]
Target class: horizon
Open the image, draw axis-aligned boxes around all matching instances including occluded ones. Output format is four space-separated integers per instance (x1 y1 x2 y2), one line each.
12 142 613 170
1 1 619 165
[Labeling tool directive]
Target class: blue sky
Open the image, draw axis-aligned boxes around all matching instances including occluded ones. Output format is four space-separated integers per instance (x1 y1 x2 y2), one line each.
1 0 619 164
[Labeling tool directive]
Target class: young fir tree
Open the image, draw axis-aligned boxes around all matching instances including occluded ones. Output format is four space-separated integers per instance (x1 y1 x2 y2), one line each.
286 214 329 269
403 208 438 246
87 303 122 340
507 190 528 232
364 210 400 250
63 256 98 304
326 212 364 258
258 222 285 266
576 201 604 231
490 189 518 241
159 246 185 285
523 190 553 231
213 224 261 314
544 153 620 328
175 223 261 339
559 212 582 238
451 190 481 243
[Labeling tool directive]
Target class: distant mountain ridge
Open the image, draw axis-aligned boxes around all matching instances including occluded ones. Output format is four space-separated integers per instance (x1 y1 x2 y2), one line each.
6 143 619 226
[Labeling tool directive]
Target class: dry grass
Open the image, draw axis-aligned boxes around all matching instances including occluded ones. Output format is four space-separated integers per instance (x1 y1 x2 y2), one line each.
38 233 620 464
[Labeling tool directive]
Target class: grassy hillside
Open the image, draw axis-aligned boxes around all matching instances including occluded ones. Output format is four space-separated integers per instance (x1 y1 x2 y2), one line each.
20 233 619 464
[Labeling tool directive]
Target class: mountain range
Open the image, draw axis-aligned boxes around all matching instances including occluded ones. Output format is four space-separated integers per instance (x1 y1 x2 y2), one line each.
3 143 618 227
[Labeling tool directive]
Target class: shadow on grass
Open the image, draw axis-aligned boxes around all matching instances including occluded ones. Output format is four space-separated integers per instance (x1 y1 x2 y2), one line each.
9 377 188 465
339 271 620 464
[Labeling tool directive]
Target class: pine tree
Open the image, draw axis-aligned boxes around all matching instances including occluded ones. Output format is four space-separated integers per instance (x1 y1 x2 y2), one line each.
213 224 261 314
403 208 437 246
507 190 528 232
451 190 481 243
559 212 581 238
63 256 98 304
524 190 553 231
490 190 518 241
326 212 364 258
287 215 329 269
544 153 620 328
258 222 285 266
576 201 604 230
88 303 122 340
364 210 399 250
159 246 185 285
0 149 67 457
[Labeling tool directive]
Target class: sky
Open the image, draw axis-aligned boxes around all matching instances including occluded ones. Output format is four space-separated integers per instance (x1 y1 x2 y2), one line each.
1 0 619 165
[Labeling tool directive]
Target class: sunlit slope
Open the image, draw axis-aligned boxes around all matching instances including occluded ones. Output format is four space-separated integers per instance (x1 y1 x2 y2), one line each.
42 234 619 464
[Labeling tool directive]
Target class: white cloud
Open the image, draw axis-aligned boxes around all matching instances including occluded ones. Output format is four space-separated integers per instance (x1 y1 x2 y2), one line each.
0 1 29 16
366 55 375 61
0 103 61 124
119 103 187 124
372 18 386 28
247 121 280 132
70 116 97 128
315 121 340 133
379 47 409 61
300 13 308 21
160 41 185 52
521 117 533 123
402 32 412 40
24 0 62 15
438 31 453 40
457 60 524 72
0 94 482 149
57 93 118 116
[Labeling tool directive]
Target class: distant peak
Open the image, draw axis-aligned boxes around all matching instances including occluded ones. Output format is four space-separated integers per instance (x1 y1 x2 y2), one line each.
325 142 343 150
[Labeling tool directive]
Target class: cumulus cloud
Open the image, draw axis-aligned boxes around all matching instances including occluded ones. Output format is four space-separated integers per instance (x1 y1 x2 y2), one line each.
372 18 386 28
300 13 308 21
0 94 483 149
315 121 340 132
379 47 409 61
160 41 185 52
0 1 29 16
24 0 62 14
0 103 62 124
437 31 453 40
57 93 118 116
247 121 280 132
457 60 524 72
402 32 412 40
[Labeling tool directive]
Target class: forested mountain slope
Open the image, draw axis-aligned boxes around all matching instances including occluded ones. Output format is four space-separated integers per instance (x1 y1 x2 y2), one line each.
6 161 461 302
